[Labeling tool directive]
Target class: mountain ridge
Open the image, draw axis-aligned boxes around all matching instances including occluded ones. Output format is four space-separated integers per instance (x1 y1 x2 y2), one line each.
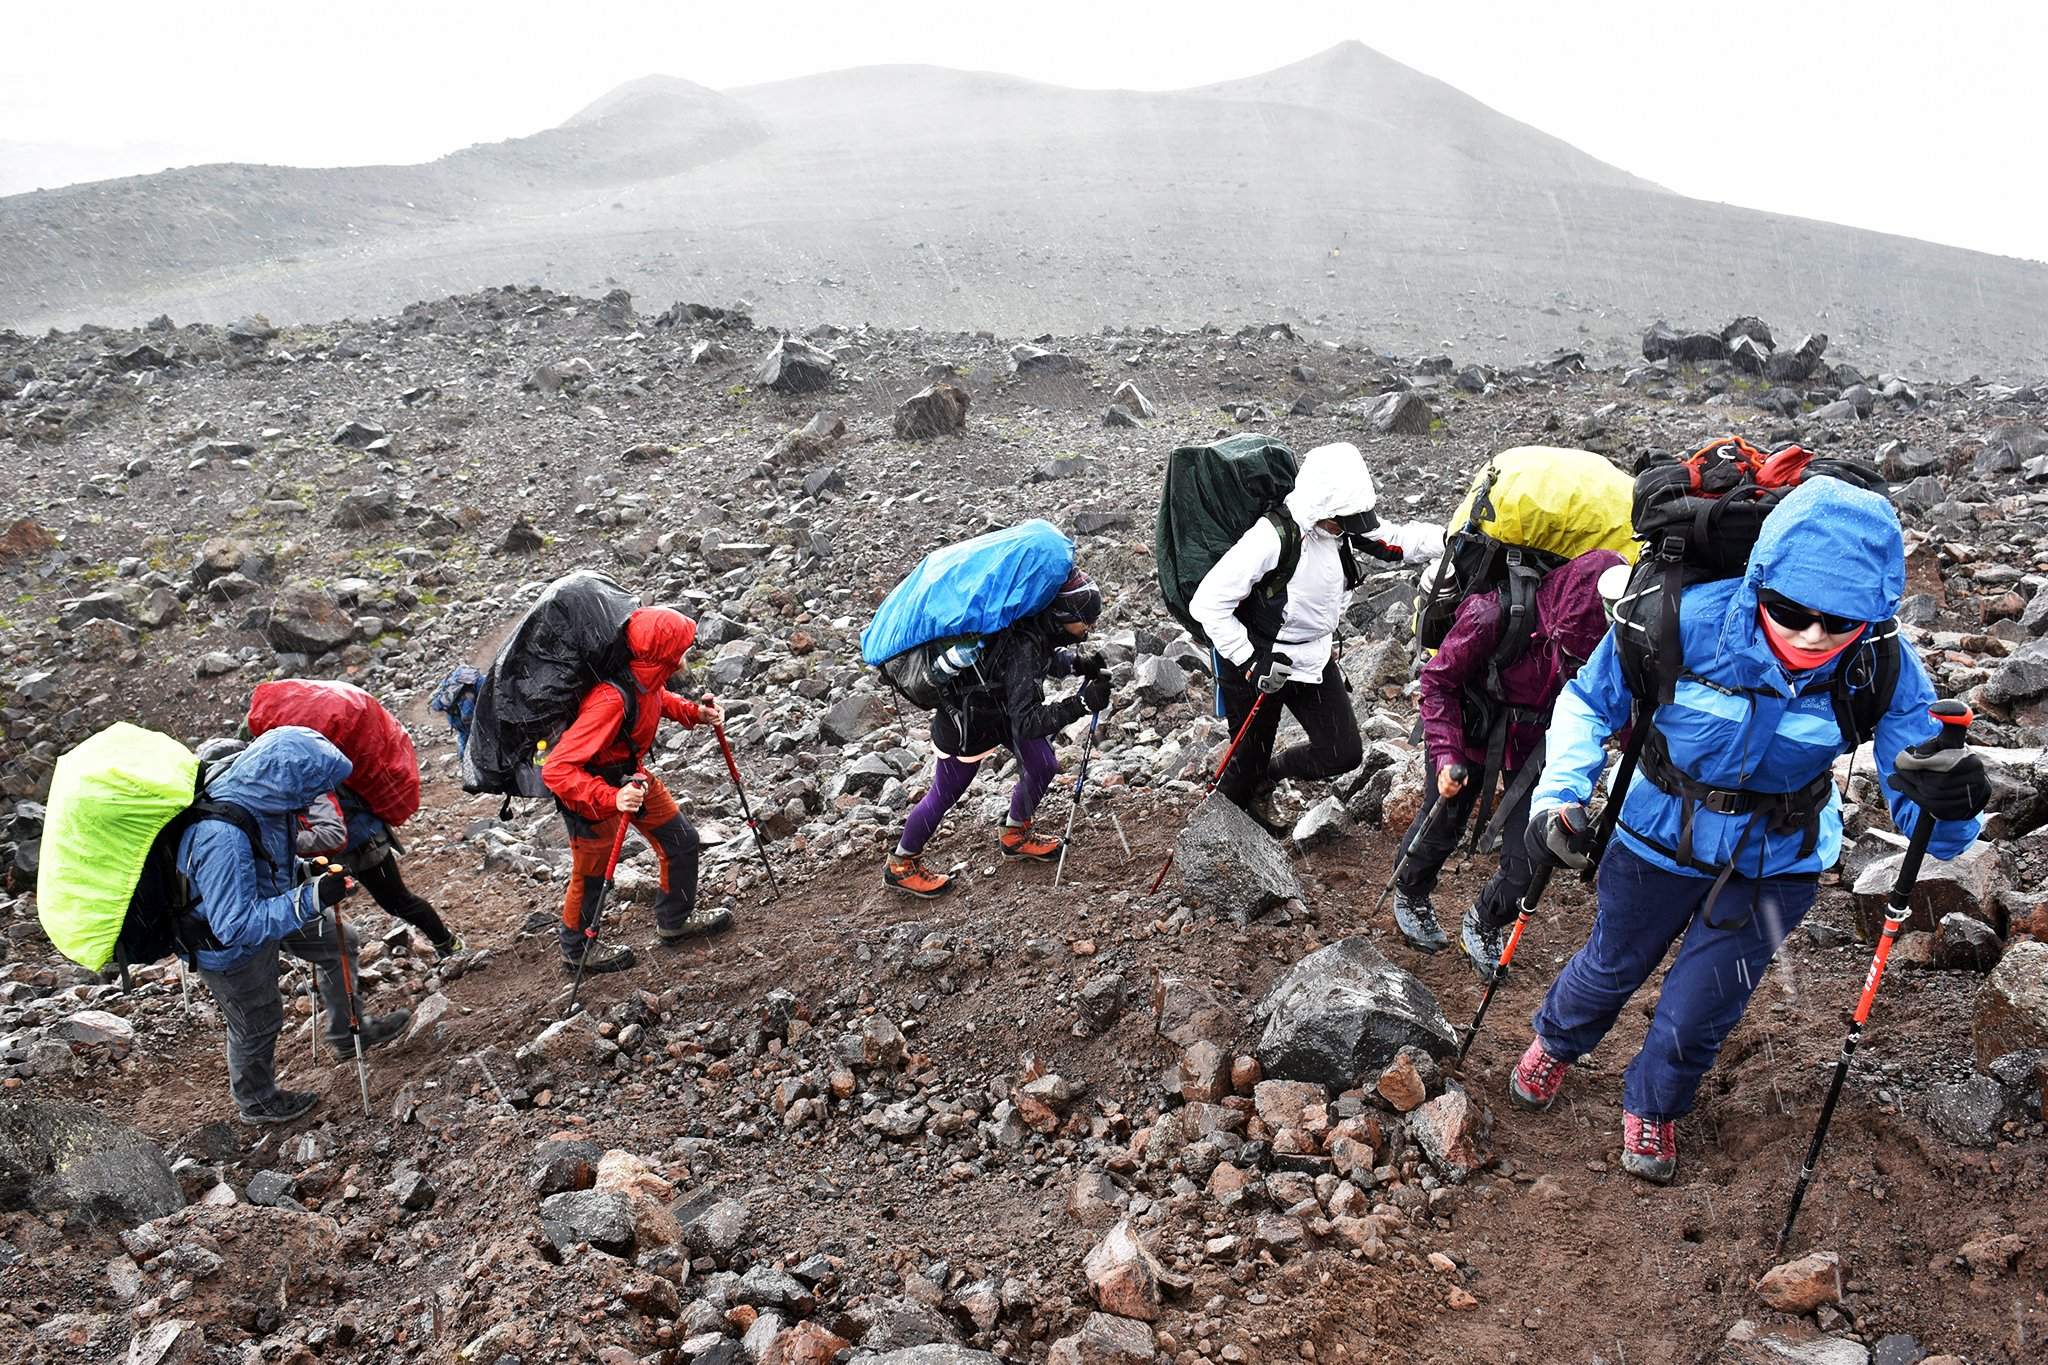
2 42 2042 377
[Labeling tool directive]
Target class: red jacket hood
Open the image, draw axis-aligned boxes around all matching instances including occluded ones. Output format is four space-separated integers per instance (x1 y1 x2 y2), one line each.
626 607 696 689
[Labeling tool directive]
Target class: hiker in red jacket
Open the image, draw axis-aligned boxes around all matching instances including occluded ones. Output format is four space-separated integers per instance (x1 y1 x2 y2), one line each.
543 607 733 974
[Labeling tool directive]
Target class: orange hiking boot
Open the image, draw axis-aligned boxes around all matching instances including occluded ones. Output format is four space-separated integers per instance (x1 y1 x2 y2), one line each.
885 853 953 898
999 822 1061 862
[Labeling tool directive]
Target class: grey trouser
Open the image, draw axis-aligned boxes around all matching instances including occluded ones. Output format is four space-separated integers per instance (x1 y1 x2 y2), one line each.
196 912 359 1113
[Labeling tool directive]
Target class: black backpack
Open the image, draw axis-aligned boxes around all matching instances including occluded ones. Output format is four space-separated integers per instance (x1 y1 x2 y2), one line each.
460 572 643 813
877 635 991 712
1589 438 1900 877
121 792 269 977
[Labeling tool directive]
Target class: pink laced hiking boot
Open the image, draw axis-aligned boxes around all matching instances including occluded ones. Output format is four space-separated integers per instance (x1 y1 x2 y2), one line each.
1508 1037 1570 1112
1621 1111 1677 1185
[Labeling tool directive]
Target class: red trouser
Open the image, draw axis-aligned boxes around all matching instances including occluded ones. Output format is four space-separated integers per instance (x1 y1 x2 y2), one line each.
559 776 699 941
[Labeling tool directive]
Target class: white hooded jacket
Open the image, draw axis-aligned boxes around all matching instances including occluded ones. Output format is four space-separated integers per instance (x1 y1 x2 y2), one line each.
1190 442 1435 683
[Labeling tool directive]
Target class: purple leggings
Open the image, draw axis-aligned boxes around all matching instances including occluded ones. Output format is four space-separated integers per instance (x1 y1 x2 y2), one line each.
897 738 1057 855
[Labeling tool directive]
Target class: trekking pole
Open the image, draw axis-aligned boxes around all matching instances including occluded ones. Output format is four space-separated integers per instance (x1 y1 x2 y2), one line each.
1053 711 1101 889
305 968 320 1063
1369 788 1454 922
1145 686 1274 895
312 858 373 1118
1456 858 1555 1064
707 703 780 899
564 773 646 1021
1775 700 1971 1253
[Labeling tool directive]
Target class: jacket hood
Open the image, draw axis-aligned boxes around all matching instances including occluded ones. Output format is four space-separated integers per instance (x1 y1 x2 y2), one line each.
204 725 352 816
1719 478 1905 657
1284 443 1378 529
627 606 697 689
1537 549 1626 660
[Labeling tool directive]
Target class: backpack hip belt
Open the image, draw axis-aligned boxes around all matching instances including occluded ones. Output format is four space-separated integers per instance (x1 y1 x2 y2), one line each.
1635 726 1833 872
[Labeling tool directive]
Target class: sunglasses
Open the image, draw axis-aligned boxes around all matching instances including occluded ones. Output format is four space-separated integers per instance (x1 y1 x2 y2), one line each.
1760 591 1864 636
1335 510 1381 537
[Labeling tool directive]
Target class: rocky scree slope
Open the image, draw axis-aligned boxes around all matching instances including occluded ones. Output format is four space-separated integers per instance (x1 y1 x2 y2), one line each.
0 291 2045 1363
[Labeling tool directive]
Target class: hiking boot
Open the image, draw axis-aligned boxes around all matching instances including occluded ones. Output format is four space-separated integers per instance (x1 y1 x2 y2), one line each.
432 933 466 960
331 1009 411 1060
238 1089 320 1126
561 940 637 975
657 908 735 942
1459 906 1508 983
999 823 1061 862
1244 783 1293 838
885 853 953 898
1392 888 1449 953
1508 1037 1570 1112
1621 1111 1678 1185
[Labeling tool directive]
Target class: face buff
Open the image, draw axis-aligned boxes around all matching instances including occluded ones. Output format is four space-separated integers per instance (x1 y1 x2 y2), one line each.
1759 605 1864 671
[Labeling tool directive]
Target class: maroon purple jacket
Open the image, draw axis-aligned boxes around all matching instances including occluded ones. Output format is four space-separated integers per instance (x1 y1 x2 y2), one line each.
1419 550 1624 774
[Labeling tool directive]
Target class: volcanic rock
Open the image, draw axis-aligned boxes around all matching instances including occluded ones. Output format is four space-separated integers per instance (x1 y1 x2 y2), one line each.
0 1100 183 1228
1973 939 2048 1068
893 382 971 439
1253 934 1457 1087
1174 798 1304 921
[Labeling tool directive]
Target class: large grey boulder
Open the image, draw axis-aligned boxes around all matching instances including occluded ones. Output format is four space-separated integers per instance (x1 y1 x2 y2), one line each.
1007 344 1082 376
868 1348 1001 1365
1849 840 2007 936
1984 638 2048 706
819 693 890 745
538 1189 635 1256
893 382 971 439
1174 799 1302 921
1973 939 2048 1069
1764 333 1828 382
0 1099 184 1228
1369 392 1432 436
1252 934 1458 1086
754 338 835 394
265 584 355 656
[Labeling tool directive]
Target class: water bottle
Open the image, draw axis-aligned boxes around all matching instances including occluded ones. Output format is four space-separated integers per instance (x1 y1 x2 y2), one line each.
926 639 984 689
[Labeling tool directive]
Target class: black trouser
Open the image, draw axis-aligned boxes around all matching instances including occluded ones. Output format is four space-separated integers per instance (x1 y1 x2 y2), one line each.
352 852 454 949
1393 766 1538 928
1216 657 1364 807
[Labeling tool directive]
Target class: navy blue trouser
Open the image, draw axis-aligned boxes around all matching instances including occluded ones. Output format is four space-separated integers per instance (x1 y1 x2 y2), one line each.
1530 841 1816 1122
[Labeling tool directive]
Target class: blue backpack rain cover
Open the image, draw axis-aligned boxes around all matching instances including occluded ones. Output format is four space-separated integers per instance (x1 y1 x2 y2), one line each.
860 520 1076 666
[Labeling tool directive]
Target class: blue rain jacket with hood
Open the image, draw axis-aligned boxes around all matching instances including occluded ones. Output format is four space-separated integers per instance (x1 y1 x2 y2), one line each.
1533 477 1980 879
176 725 354 973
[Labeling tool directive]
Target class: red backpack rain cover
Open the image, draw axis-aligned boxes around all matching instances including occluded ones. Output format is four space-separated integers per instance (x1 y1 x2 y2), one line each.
246 680 421 827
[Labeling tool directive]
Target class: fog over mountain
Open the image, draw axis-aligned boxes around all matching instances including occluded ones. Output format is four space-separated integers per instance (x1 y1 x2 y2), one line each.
4 41 2043 376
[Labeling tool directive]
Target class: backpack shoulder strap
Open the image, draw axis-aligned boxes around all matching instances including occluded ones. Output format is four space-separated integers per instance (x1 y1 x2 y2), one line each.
1254 509 1302 598
185 799 274 866
1830 620 1901 749
605 679 645 763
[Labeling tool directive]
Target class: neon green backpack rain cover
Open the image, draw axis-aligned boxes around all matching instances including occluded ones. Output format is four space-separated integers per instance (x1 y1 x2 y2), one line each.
36 723 200 972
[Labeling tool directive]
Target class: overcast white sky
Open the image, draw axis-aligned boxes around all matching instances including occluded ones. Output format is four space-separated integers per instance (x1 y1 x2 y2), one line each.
4 0 2045 261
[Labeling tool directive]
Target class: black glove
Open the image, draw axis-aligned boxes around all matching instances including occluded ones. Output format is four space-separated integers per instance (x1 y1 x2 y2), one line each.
1080 673 1112 714
1348 533 1406 564
316 870 356 908
1526 802 1594 870
1244 646 1292 693
1888 741 1990 822
1073 650 1108 680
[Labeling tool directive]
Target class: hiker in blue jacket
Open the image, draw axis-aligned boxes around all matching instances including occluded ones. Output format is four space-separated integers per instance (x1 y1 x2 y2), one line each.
181 726 411 1124
1509 478 1988 1184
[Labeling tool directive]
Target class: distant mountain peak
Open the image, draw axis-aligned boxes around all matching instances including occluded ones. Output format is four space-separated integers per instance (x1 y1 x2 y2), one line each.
564 74 734 129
